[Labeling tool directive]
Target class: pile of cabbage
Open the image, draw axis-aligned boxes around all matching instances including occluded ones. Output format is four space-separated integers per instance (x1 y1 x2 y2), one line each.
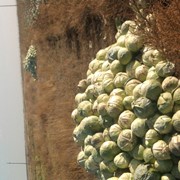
71 20 180 180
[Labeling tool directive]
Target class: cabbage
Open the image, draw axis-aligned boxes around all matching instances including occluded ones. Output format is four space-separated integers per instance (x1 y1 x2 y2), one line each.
126 60 141 78
110 60 124 75
102 78 115 94
102 60 111 71
71 108 84 124
142 49 164 67
169 135 180 157
77 79 88 92
97 93 109 104
154 115 173 135
145 129 161 147
154 160 173 173
157 92 174 114
131 118 148 138
143 148 155 163
107 46 121 62
133 83 143 100
162 76 179 93
161 173 176 180
119 172 133 180
129 159 142 173
97 102 108 116
114 72 129 88
114 152 131 169
117 129 138 151
140 79 162 101
96 49 107 60
132 97 157 119
146 113 161 129
152 140 171 160
131 144 145 160
156 61 175 78
125 79 141 96
107 95 124 118
84 145 97 156
135 65 149 82
99 115 114 128
116 35 126 47
109 124 122 142
125 33 143 52
91 133 104 150
117 47 132 65
107 177 119 180
118 110 136 129
103 128 111 141
88 59 103 73
100 141 120 162
85 84 97 100
84 135 93 146
120 20 136 35
110 88 126 99
77 151 88 167
171 165 180 179
91 71 105 84
123 96 134 110
172 111 180 132
134 164 161 180
75 93 88 104
173 88 180 104
146 66 162 81
85 155 99 172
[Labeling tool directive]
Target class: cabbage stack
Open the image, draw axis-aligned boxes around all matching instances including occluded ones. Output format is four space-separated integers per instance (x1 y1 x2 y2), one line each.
71 20 180 180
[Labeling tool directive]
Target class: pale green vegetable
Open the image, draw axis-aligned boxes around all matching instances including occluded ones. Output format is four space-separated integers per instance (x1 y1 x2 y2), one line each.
71 108 84 124
97 102 107 116
157 92 174 114
110 88 126 99
125 79 141 96
84 135 93 146
117 129 138 151
75 93 88 104
125 33 143 52
85 84 96 100
107 177 119 180
123 96 134 110
142 49 164 67
169 135 180 157
77 151 88 167
172 110 180 132
156 61 175 78
97 93 109 104
102 60 111 71
91 133 104 150
140 79 162 101
118 110 136 129
88 59 103 73
114 152 131 169
85 155 99 172
100 141 120 161
135 64 149 82
154 160 173 173
146 113 161 129
92 100 98 116
134 164 161 180
110 60 124 75
91 71 105 84
84 145 97 157
173 88 180 104
162 76 179 93
120 20 136 35
114 72 129 88
77 100 93 117
116 35 126 47
131 144 145 160
117 47 132 65
154 115 173 134
132 97 157 118
171 165 180 179
145 129 161 147
96 49 107 60
126 60 141 78
161 173 176 180
102 78 115 94
99 115 114 128
119 172 133 180
133 83 143 100
103 128 111 141
143 148 155 163
107 46 121 62
109 124 122 142
146 66 162 81
131 118 148 138
107 95 124 118
77 79 88 92
129 159 142 173
152 140 171 160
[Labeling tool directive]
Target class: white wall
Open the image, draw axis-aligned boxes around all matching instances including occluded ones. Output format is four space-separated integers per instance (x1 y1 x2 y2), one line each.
0 1 27 179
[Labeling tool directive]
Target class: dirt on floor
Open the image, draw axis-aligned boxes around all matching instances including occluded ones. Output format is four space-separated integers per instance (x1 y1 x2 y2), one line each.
17 1 118 180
